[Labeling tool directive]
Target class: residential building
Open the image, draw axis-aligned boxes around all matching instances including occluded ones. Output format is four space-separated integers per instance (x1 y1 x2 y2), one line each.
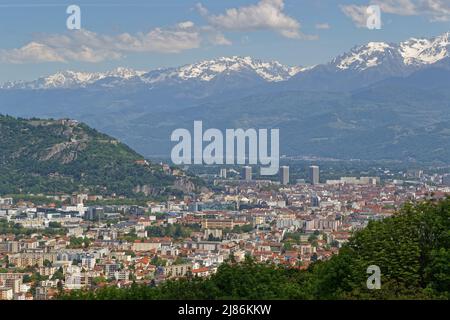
309 166 320 185
280 166 289 185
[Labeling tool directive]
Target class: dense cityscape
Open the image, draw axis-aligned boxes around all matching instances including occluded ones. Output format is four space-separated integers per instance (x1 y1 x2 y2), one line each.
1 163 449 300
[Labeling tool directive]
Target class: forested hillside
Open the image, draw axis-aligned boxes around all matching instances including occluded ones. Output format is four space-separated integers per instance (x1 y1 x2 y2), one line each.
0 115 176 196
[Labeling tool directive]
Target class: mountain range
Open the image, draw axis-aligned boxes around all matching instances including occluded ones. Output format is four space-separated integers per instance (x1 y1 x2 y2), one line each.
0 57 303 90
1 32 449 162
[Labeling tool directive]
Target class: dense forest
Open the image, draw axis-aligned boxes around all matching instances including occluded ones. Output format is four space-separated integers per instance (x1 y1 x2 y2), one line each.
59 198 450 300
0 115 178 196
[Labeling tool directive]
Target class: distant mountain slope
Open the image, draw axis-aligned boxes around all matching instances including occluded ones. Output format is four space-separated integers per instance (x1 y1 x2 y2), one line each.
286 32 450 91
1 33 448 93
0 67 146 90
0 57 300 118
357 66 450 91
1 33 450 162
141 56 303 83
1 56 302 90
121 84 450 162
0 115 181 196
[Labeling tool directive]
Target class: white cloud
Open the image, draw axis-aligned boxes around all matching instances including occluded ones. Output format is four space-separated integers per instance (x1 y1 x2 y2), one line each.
341 5 369 28
208 32 233 46
196 3 209 17
0 1 314 64
0 22 229 64
341 0 450 26
315 23 331 30
375 0 418 15
197 0 315 40
177 21 195 29
0 42 65 64
423 0 450 21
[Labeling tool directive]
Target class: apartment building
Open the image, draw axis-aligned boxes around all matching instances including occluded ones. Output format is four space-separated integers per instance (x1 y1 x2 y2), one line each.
163 263 192 279
202 219 234 230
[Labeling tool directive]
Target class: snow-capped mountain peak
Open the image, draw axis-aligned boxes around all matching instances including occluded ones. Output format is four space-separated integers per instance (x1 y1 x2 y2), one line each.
176 56 302 82
2 33 449 90
104 67 146 79
1 57 303 89
334 41 397 71
400 32 449 66
332 32 450 72
40 70 101 88
142 56 304 83
1 68 146 89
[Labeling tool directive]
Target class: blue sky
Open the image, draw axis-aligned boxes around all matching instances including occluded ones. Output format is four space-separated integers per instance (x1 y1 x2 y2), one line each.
0 0 449 82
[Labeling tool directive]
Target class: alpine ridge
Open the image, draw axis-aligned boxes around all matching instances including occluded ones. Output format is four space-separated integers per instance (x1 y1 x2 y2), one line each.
331 32 450 72
1 56 303 90
1 32 449 90
1 32 450 162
